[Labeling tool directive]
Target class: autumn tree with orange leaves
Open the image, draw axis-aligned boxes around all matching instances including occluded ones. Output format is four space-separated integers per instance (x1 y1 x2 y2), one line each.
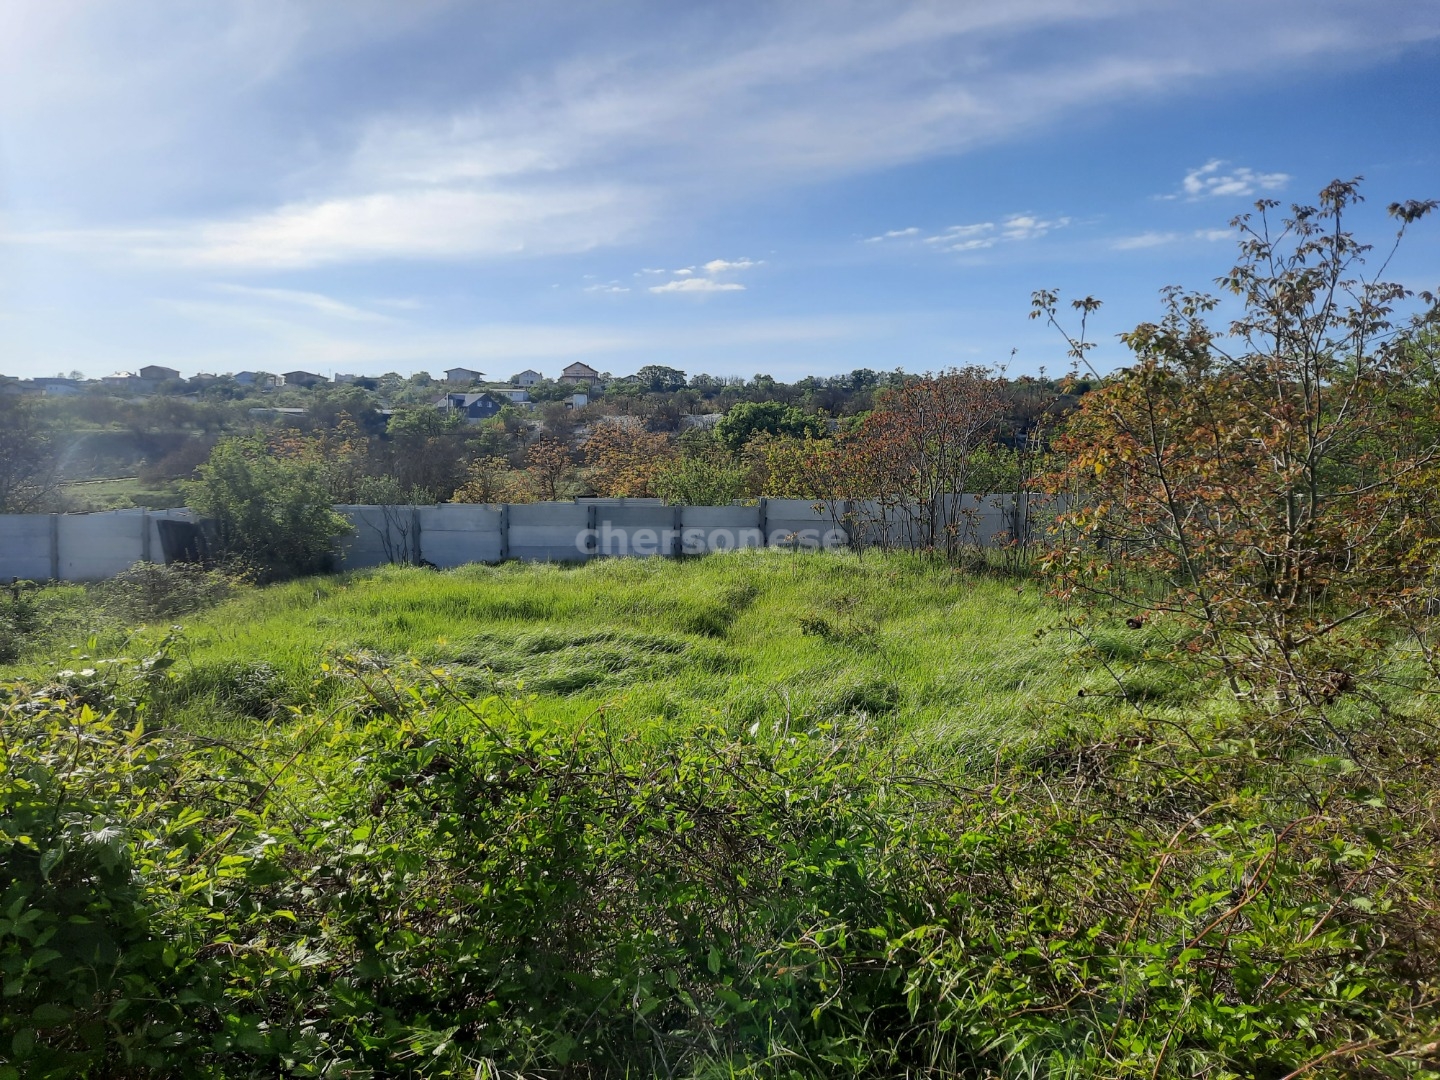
1038 179 1440 722
583 422 677 498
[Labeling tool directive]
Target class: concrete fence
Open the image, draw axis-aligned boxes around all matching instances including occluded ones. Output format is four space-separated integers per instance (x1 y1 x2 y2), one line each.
0 496 1035 582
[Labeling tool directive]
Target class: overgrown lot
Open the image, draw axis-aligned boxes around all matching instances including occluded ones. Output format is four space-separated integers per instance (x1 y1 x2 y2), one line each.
3 552 1438 1078
2 552 1187 751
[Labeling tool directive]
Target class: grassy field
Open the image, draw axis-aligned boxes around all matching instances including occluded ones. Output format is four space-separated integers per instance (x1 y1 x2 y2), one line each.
7 550 1435 1077
6 550 1191 751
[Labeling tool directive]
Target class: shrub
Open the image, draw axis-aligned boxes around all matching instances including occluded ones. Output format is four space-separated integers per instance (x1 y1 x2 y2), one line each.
89 562 235 623
183 437 351 580
2 653 1435 1078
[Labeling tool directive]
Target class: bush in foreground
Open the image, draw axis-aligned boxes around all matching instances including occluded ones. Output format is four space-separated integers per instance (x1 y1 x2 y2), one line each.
1 651 1436 1078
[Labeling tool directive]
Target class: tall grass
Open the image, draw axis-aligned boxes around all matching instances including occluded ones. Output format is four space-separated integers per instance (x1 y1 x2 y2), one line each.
6 550 1199 747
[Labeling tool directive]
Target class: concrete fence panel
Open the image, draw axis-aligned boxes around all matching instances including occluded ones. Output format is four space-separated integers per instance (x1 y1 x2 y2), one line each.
0 515 56 581
417 504 504 568
0 494 1055 582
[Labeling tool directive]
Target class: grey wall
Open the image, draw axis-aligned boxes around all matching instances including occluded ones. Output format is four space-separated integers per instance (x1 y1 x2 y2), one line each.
0 508 195 583
0 496 1037 582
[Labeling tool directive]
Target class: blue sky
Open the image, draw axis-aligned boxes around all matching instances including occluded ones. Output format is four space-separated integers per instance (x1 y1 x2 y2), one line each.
2 1 1437 382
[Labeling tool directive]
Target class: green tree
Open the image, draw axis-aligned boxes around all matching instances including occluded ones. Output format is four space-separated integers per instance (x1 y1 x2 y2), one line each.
0 396 60 512
634 364 688 392
713 400 826 452
184 437 350 579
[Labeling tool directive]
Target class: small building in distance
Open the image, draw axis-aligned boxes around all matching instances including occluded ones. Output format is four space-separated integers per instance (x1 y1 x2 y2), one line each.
488 388 531 405
558 362 599 385
234 371 285 389
512 368 543 387
434 392 503 422
102 372 141 388
32 377 83 396
139 365 181 382
566 392 589 409
444 366 486 384
281 370 328 388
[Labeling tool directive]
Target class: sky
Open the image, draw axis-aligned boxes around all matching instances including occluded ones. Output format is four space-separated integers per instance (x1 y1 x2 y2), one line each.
1 1 1438 383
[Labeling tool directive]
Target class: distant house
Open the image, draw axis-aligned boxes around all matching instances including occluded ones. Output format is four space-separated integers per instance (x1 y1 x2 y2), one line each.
488 387 530 404
512 368 543 387
332 373 360 385
281 371 328 388
558 362 600 385
444 366 485 384
102 372 141 388
434 392 502 422
139 365 181 382
30 377 82 396
234 371 285 388
565 392 589 410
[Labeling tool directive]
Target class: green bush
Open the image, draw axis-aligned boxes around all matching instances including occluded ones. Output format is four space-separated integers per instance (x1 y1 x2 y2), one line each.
89 562 236 624
183 437 350 580
2 650 1436 1078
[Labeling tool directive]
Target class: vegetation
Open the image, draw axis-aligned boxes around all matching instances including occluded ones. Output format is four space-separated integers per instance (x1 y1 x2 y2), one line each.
182 438 351 580
0 397 61 513
2 550 1437 1077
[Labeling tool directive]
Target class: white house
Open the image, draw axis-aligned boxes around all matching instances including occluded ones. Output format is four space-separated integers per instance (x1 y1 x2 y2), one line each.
512 368 543 387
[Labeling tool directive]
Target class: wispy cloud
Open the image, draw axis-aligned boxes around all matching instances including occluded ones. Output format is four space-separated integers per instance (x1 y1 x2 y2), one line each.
584 282 630 293
1166 159 1291 200
210 283 392 322
1110 226 1242 251
703 257 758 273
1111 231 1180 250
878 214 1070 253
864 227 920 243
4 3 1428 269
649 277 745 294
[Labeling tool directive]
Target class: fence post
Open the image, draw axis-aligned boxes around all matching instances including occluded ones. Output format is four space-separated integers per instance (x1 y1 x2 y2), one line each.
141 511 152 563
757 497 768 546
586 503 597 557
498 503 510 562
672 505 682 557
412 507 423 564
49 514 60 581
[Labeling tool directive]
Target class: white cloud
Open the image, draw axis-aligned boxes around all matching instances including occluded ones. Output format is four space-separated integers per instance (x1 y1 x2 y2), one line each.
864 227 921 243
1194 227 1232 241
1000 214 1070 241
5 3 1428 270
1177 160 1290 200
1111 231 1180 250
909 214 1067 253
584 282 630 293
924 223 994 245
649 278 745 294
702 257 758 273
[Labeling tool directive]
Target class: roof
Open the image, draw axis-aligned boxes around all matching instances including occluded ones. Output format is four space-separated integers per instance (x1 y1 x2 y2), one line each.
561 361 600 376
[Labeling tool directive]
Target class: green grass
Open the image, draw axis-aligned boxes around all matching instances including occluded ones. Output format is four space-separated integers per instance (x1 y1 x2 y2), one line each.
6 549 1200 749
60 475 186 511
